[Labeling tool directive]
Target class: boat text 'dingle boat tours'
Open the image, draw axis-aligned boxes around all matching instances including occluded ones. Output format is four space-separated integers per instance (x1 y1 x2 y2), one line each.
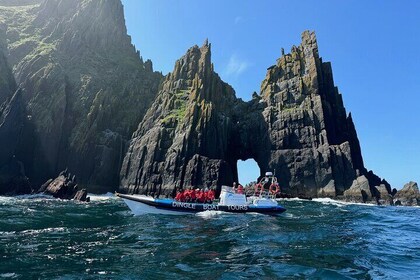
116 172 287 215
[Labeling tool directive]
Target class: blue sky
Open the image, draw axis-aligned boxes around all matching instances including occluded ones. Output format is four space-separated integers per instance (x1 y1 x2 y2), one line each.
122 0 420 188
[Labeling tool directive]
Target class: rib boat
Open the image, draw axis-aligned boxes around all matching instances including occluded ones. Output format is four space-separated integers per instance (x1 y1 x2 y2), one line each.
117 174 286 216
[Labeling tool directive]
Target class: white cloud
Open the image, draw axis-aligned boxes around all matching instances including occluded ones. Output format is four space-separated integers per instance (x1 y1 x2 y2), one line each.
224 54 249 78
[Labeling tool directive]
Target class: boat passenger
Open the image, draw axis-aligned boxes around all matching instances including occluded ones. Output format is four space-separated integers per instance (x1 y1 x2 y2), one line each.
232 182 237 193
175 190 183 201
206 189 215 203
255 183 263 196
197 189 205 203
237 184 244 194
180 190 186 202
190 188 197 202
184 188 192 202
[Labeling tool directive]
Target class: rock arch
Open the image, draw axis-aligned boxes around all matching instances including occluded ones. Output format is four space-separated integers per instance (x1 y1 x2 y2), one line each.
119 31 373 197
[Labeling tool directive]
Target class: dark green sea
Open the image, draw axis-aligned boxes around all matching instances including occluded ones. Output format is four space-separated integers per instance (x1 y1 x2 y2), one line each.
0 194 419 279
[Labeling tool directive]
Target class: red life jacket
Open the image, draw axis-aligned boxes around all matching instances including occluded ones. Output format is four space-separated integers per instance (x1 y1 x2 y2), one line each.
199 191 206 203
179 192 185 202
207 190 215 201
184 190 191 201
190 190 196 200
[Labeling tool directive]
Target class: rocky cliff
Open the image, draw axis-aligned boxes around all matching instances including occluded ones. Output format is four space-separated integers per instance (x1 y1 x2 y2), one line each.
120 41 238 195
120 31 386 197
0 0 162 192
258 31 365 197
0 24 31 194
0 0 393 198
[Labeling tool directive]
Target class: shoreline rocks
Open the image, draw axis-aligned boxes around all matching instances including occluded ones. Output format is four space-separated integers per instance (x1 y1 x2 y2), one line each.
342 176 419 206
343 175 371 203
38 169 90 202
394 182 419 206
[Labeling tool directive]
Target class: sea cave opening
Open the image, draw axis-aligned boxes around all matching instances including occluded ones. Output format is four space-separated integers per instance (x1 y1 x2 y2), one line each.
237 159 261 187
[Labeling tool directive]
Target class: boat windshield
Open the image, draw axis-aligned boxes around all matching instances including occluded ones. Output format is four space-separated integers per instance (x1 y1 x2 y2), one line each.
221 185 235 193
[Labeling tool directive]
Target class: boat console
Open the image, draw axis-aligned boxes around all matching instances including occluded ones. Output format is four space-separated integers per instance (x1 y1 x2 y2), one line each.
219 186 247 206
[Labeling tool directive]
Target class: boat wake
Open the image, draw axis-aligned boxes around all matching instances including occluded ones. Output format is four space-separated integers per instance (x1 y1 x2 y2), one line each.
276 197 307 202
87 192 118 201
312 197 377 207
196 210 226 219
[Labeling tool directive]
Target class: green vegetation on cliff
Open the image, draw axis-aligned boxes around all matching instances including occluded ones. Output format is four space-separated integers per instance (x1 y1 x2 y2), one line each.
0 0 162 192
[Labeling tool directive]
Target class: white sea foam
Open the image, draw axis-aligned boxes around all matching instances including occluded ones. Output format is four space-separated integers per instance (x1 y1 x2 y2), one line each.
20 227 68 235
0 196 14 203
196 210 225 219
0 194 53 204
277 196 379 207
284 212 296 219
312 197 376 207
276 197 306 202
87 192 118 201
0 273 19 279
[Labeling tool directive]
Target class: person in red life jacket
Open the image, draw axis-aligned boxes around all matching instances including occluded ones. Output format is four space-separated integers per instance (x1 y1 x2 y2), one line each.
203 188 209 203
237 184 244 194
197 189 205 203
206 188 215 203
178 190 186 202
184 188 192 202
269 182 280 196
190 188 197 202
175 190 182 201
255 183 263 196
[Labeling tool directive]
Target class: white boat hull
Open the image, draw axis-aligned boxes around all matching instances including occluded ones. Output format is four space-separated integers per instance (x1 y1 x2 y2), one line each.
122 196 193 215
116 193 286 216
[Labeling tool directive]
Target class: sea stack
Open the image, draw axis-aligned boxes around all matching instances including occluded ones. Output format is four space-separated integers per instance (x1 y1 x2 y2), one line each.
119 31 387 198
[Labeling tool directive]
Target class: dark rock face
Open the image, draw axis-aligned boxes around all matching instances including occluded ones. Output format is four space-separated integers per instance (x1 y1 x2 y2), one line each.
0 26 31 195
0 0 162 192
0 24 16 105
0 156 31 195
120 31 386 197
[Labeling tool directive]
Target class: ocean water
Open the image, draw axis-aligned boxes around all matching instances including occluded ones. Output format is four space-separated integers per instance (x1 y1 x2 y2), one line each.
0 194 419 279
